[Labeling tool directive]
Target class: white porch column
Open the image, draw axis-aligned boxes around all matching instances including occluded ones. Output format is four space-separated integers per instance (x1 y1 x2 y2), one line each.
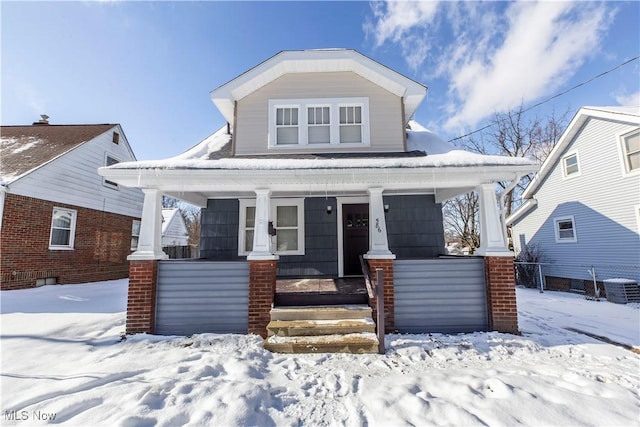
364 187 395 259
128 188 168 260
248 189 278 260
475 183 512 257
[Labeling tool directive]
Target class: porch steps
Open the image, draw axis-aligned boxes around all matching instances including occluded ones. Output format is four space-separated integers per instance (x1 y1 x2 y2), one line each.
263 305 379 354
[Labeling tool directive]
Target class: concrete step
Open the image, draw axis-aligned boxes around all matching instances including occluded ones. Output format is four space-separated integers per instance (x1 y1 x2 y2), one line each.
267 318 375 337
270 304 372 321
263 332 379 354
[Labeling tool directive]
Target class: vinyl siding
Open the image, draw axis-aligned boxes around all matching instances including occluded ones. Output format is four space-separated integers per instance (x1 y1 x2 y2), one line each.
162 213 189 246
155 260 249 335
235 72 404 155
394 258 488 333
512 117 640 279
9 126 143 218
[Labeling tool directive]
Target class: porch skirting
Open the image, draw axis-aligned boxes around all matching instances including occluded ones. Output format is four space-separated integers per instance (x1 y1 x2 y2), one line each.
125 256 519 337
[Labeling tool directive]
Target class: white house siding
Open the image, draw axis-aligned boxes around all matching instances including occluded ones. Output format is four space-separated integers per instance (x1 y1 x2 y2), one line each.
234 71 404 155
511 117 640 281
162 212 189 246
7 126 143 218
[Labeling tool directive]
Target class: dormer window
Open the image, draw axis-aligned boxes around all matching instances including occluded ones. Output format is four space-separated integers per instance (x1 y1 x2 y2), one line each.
269 97 369 148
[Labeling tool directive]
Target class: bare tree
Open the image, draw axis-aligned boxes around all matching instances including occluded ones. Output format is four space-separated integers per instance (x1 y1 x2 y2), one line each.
180 204 201 249
443 192 480 253
463 104 568 217
162 196 179 208
443 104 568 251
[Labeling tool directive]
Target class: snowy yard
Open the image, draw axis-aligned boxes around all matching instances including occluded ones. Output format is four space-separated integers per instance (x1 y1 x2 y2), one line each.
1 280 639 426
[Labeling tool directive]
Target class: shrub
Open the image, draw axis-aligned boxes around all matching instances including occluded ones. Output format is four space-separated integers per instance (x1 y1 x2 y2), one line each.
515 243 545 288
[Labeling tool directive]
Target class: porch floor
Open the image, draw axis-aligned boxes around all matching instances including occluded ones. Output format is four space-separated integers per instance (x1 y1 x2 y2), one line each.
275 277 368 306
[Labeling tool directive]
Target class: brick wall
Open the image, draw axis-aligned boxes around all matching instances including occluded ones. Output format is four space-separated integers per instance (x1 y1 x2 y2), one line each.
126 260 158 334
484 256 519 334
248 259 277 337
367 258 395 332
1 193 138 290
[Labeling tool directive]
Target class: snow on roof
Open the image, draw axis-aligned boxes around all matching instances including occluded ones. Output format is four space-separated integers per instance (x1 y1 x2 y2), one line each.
107 122 536 172
161 208 179 234
0 124 116 185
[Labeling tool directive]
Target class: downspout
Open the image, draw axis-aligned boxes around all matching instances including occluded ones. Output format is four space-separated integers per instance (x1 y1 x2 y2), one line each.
498 174 525 249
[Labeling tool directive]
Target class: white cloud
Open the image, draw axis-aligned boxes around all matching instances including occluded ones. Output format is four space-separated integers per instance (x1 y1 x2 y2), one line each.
615 91 640 107
366 1 612 131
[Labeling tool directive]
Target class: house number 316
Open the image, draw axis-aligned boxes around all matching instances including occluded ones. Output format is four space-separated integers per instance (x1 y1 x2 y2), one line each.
375 218 382 233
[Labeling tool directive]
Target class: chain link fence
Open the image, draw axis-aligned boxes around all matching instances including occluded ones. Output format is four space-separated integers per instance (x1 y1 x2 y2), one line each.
514 261 640 302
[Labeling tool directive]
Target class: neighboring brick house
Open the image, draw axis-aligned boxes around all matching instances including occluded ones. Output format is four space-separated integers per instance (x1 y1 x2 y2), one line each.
1 117 144 290
101 49 538 348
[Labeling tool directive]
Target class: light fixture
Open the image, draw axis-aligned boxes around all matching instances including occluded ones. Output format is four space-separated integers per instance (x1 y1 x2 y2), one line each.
326 205 333 214
384 204 390 213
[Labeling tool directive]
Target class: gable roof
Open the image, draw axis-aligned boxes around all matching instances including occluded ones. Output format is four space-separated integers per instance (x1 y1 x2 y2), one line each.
210 49 427 126
506 105 640 225
0 123 116 185
522 106 639 200
161 208 184 235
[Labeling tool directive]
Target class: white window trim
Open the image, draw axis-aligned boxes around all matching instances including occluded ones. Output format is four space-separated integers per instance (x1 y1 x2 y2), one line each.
268 97 370 148
238 198 305 256
49 207 77 250
561 151 581 179
553 215 577 243
131 220 141 251
103 152 121 190
617 128 640 176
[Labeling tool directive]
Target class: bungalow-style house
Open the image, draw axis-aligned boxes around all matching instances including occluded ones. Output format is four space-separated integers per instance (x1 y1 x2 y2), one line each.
162 208 189 247
100 49 537 352
507 106 640 292
1 118 144 290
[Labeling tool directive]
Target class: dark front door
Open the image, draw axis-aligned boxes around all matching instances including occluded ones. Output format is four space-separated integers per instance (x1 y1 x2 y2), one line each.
343 204 369 276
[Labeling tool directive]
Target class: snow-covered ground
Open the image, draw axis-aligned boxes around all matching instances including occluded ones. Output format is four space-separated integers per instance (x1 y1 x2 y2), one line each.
1 280 639 426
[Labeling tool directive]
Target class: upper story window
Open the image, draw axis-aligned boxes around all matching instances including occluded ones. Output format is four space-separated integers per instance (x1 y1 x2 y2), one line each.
621 129 640 174
554 215 577 243
112 131 120 144
562 152 580 178
269 98 369 148
49 207 77 250
104 153 120 189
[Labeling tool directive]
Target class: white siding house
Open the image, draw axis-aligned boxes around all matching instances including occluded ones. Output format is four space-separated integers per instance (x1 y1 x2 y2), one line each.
508 106 640 288
162 208 189 247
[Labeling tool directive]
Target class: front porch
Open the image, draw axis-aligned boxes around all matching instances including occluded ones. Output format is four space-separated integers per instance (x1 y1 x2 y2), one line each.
275 276 368 306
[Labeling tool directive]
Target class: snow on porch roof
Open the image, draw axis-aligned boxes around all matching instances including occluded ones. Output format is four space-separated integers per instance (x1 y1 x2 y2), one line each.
210 49 427 126
104 122 538 172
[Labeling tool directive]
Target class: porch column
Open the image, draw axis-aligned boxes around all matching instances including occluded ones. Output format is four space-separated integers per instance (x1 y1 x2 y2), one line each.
126 188 166 334
475 183 511 257
128 188 167 261
476 183 519 334
247 189 278 338
248 189 278 260
365 187 394 258
364 188 395 332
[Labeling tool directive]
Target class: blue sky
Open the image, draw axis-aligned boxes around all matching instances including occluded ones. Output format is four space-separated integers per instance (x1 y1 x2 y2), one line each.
2 1 638 160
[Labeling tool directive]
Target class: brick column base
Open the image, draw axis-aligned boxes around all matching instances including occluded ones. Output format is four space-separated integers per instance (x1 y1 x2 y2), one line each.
366 258 395 332
248 259 277 338
484 256 519 334
126 260 158 334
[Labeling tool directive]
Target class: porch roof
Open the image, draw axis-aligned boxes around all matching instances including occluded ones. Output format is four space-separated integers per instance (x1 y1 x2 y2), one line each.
99 124 538 207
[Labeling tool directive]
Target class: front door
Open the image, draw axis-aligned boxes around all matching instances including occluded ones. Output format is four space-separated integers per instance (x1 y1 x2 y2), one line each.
342 204 369 276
